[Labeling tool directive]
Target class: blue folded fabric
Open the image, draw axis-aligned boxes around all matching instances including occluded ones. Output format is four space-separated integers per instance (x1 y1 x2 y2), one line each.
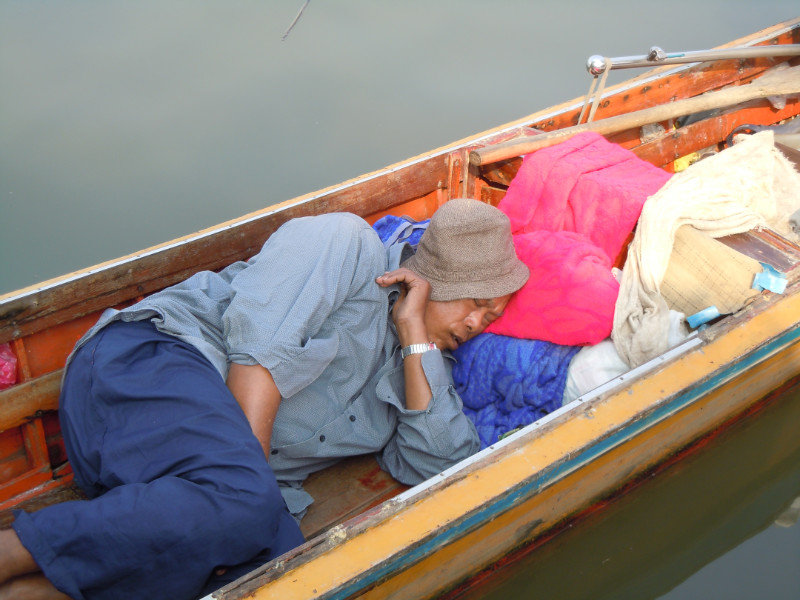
372 215 429 249
452 334 580 449
373 215 581 450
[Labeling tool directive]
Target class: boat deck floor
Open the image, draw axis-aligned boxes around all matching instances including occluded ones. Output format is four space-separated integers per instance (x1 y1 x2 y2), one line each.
0 453 405 540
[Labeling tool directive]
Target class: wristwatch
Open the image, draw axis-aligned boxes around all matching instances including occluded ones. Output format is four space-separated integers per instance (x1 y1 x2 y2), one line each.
401 342 438 359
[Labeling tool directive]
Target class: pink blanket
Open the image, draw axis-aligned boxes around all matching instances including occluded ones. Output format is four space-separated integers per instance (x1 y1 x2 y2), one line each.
487 132 671 345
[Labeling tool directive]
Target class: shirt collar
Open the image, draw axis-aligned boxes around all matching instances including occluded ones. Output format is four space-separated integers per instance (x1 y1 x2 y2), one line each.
387 240 414 271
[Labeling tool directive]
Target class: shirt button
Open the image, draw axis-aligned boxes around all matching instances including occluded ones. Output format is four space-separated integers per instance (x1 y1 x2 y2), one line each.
349 415 356 422
319 435 326 442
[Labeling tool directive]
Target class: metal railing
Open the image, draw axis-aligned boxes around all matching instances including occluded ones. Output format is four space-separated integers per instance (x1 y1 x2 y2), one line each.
586 44 800 75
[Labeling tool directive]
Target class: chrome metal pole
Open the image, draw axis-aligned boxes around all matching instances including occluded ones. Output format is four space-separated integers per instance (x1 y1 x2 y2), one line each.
586 45 800 76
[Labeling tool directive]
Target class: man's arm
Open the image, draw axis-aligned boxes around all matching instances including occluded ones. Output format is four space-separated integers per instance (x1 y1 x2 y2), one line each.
376 268 480 484
223 214 380 401
376 267 433 410
226 363 282 459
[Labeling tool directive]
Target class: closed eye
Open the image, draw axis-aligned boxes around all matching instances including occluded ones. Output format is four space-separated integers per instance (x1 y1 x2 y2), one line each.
473 298 508 327
483 311 503 326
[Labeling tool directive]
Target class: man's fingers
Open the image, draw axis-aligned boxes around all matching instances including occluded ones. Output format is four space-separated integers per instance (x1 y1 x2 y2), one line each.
376 268 412 286
376 268 428 289
375 271 400 287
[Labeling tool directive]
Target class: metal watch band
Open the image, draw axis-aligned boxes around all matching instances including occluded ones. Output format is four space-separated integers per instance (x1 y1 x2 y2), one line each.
400 342 437 359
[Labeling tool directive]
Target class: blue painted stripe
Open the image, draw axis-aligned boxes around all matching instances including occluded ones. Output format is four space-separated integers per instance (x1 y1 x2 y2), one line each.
326 322 800 599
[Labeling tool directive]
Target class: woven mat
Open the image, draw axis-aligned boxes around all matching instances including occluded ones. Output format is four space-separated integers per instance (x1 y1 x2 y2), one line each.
660 225 761 316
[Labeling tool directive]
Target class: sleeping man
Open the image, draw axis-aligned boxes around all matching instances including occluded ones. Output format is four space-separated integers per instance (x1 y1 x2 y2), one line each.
0 198 528 600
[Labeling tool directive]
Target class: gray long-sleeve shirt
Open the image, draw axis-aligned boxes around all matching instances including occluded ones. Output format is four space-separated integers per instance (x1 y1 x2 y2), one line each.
73 212 479 515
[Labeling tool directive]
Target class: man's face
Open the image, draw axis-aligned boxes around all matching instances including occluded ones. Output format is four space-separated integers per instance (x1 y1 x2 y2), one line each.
423 294 511 351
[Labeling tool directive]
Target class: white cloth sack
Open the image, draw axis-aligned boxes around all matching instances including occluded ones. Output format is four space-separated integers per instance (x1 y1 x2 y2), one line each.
563 311 690 405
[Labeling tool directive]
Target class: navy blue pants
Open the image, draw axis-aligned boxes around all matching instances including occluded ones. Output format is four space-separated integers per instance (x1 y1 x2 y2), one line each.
12 320 304 600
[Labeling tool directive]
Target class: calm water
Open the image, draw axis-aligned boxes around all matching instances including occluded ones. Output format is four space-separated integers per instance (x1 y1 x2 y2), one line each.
2 2 799 597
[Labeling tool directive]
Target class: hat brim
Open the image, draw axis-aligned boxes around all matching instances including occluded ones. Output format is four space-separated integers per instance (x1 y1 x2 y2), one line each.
402 255 530 302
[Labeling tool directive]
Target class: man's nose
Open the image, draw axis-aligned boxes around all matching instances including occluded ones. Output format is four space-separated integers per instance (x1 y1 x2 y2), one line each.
465 310 484 333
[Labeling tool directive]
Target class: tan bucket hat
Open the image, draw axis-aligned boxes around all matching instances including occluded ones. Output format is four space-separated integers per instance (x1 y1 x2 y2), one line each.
402 198 529 301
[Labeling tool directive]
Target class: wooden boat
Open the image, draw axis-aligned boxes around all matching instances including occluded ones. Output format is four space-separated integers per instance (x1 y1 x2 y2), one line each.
1 18 800 600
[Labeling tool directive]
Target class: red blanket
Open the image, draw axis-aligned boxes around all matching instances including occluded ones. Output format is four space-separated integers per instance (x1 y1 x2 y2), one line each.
487 132 671 345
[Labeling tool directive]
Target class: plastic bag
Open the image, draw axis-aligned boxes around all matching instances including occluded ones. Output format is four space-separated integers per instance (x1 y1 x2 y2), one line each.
0 343 17 390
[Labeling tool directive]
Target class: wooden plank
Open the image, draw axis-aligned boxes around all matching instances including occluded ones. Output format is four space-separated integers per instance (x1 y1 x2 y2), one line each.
363 190 442 226
479 157 522 188
447 152 465 199
0 156 448 344
0 455 29 486
0 480 85 529
0 428 25 461
474 129 542 188
0 465 51 506
635 98 800 167
776 140 800 166
0 371 61 433
0 471 78 516
301 455 407 539
720 230 800 272
478 183 507 207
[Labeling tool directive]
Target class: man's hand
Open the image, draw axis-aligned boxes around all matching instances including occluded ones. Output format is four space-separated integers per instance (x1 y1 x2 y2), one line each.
376 268 431 346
